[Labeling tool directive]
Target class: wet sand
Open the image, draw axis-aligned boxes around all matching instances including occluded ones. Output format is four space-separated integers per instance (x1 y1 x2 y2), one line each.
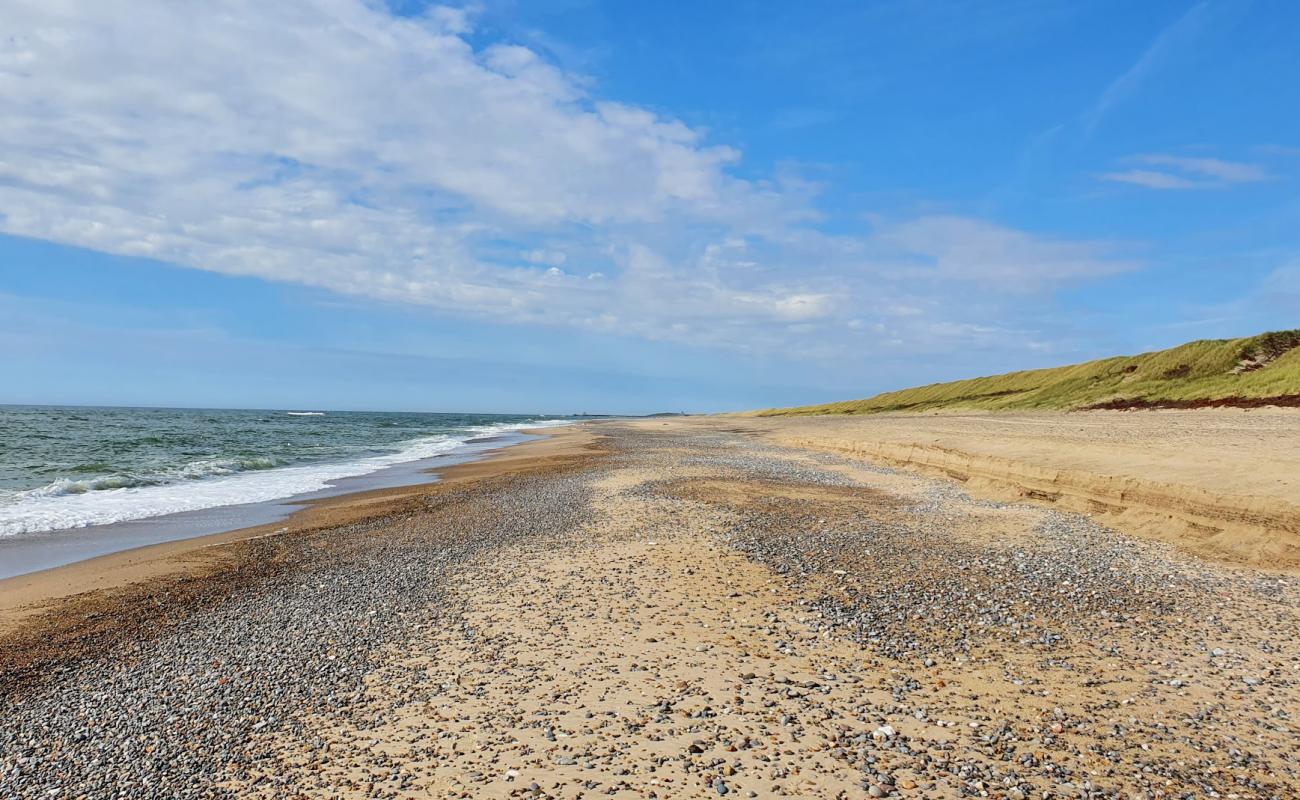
3 414 1298 799
0 427 601 666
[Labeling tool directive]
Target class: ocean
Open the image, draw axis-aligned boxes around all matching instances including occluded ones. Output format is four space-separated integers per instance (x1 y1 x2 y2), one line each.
0 405 571 538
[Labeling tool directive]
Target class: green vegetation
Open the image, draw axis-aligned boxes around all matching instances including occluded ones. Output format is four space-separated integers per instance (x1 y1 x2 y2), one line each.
753 330 1300 416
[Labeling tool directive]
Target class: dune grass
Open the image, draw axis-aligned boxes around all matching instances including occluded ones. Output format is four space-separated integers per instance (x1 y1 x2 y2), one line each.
752 330 1300 416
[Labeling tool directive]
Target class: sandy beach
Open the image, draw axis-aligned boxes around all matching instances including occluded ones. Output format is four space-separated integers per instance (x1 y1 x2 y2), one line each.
8 4 1296 799
3 412 1299 799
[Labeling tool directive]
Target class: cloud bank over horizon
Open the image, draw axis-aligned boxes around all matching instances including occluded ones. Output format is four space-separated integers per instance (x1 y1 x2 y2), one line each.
0 0 1148 359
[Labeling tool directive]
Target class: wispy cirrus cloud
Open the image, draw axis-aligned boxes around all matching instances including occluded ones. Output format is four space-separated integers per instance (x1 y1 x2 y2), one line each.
0 0 1136 358
1099 169 1202 190
1080 1 1216 136
1100 154 1271 190
1140 155 1270 183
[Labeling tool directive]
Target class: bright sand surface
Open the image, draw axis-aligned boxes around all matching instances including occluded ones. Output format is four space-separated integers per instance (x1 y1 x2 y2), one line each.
3 412 1299 799
716 409 1300 569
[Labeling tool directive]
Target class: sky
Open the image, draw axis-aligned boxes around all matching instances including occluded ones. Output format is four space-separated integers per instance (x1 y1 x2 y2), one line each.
1 0 1297 414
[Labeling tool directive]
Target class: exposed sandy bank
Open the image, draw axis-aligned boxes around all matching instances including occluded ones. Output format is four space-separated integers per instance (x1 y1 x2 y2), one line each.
690 410 1300 569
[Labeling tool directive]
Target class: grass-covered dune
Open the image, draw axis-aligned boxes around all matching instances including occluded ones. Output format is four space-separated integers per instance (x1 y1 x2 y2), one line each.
754 330 1300 416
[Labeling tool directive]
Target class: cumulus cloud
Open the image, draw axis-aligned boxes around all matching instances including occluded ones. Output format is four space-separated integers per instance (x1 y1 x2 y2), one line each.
0 0 1133 355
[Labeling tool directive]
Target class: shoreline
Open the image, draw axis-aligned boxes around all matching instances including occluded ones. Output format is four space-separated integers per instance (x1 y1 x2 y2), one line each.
6 408 1296 653
0 425 602 670
5 415 1300 797
0 430 533 581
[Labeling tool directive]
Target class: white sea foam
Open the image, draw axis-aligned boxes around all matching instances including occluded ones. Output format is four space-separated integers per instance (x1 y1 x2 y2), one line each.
0 420 571 536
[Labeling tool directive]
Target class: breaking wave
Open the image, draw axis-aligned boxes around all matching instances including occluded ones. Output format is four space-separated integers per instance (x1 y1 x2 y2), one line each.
0 419 570 536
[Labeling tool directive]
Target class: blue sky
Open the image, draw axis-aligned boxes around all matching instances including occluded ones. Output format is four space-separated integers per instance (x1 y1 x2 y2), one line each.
1 0 1296 413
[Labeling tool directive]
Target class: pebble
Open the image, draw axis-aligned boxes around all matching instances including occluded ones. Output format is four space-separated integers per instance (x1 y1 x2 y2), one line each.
3 422 1298 799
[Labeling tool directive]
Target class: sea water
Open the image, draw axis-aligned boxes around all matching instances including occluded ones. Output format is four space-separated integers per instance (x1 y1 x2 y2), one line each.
0 405 570 537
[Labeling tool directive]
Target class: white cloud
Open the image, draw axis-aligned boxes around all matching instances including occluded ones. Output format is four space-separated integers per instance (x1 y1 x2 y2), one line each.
1136 155 1269 183
523 249 567 266
772 294 833 321
1099 154 1271 191
870 216 1134 290
0 0 1134 357
1099 169 1201 190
